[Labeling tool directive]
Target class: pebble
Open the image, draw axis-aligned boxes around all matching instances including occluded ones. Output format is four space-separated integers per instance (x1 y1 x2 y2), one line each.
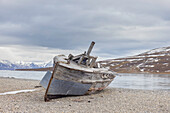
0 77 169 113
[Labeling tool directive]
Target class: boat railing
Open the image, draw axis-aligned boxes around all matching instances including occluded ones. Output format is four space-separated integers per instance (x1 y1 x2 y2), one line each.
67 41 98 68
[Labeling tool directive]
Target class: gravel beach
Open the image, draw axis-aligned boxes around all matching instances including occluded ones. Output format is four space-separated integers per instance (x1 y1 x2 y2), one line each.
0 77 169 113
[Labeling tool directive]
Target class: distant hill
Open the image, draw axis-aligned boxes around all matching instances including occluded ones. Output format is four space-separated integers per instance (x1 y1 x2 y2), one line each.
99 46 170 74
0 60 53 70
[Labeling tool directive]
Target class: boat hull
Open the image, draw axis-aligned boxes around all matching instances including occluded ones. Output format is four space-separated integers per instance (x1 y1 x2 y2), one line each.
40 71 91 95
40 64 115 97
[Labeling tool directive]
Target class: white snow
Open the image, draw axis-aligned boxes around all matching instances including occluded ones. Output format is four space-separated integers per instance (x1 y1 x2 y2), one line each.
0 59 53 69
146 54 166 57
163 63 168 66
110 64 116 66
126 58 143 62
140 68 144 72
144 65 154 67
165 70 170 72
137 63 144 68
101 62 107 65
146 47 170 54
114 59 126 62
0 89 38 95
40 61 53 67
0 60 12 66
14 61 31 66
153 59 159 62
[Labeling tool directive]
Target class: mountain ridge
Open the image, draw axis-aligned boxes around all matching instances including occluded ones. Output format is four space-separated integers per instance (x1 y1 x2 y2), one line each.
0 60 53 70
99 46 170 74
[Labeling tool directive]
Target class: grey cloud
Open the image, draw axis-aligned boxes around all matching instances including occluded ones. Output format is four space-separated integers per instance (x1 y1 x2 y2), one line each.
0 0 170 58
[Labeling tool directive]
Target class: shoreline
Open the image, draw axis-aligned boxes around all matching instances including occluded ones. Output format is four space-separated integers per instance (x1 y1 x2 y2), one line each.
0 77 169 113
1 76 169 92
1 69 170 74
0 76 39 81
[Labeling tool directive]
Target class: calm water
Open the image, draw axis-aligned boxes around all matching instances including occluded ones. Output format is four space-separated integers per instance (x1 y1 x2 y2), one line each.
109 73 170 91
0 70 169 91
0 70 46 80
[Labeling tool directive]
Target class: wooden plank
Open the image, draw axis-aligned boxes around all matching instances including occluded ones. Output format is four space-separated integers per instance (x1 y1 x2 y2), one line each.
86 57 91 66
47 78 91 95
53 65 115 83
44 63 58 102
40 71 52 89
78 55 84 64
90 57 97 68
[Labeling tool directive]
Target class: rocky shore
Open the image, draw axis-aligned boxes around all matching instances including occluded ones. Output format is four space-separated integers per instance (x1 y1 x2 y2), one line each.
0 77 169 113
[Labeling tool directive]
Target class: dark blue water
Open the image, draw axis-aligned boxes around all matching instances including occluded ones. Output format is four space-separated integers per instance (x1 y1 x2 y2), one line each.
0 70 169 91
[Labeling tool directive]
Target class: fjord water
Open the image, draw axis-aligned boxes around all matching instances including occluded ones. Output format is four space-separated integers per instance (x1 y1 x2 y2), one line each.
0 70 46 80
0 70 169 91
109 73 170 91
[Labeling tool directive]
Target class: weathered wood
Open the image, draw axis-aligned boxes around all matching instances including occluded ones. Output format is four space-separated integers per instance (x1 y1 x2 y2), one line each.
68 54 74 60
90 57 97 68
44 63 58 102
72 54 84 62
78 55 84 64
41 63 115 96
86 57 91 66
53 64 115 83
47 78 91 95
87 41 95 56
40 71 52 89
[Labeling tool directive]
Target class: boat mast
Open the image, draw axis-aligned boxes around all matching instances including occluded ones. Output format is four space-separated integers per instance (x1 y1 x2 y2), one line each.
87 41 95 56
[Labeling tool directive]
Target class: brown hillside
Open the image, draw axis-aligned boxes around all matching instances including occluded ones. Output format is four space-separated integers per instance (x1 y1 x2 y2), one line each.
99 46 170 74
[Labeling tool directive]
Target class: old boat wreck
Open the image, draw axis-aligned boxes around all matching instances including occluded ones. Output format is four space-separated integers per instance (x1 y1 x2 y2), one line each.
40 41 116 101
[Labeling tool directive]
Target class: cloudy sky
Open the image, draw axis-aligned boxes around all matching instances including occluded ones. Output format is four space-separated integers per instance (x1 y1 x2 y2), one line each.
0 0 170 63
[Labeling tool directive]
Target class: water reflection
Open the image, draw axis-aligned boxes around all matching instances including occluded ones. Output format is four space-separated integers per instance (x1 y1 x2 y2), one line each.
109 73 170 91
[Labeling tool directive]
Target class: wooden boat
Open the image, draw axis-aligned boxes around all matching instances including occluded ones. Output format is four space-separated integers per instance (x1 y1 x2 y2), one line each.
40 41 116 101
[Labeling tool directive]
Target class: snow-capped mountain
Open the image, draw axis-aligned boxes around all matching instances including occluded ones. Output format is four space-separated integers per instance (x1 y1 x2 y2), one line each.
0 60 53 70
99 46 170 74
43 61 53 67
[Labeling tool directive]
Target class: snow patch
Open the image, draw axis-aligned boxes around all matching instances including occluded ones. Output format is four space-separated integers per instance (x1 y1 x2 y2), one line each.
144 65 154 67
110 64 116 66
0 89 38 95
146 47 169 54
163 63 168 66
140 68 144 72
101 62 107 65
165 70 170 72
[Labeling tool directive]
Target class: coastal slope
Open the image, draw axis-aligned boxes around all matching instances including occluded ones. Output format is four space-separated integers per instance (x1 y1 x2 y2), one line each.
99 46 170 74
